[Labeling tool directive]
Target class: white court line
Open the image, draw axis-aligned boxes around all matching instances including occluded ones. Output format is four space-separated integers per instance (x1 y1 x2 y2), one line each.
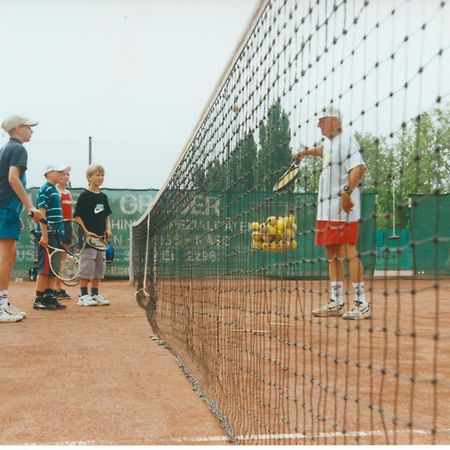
231 329 268 333
163 427 450 444
269 322 301 326
20 427 450 445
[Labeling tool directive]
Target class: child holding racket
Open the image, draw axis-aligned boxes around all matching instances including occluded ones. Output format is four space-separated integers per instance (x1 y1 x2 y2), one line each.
74 164 112 306
294 106 370 320
32 161 70 311
54 167 73 300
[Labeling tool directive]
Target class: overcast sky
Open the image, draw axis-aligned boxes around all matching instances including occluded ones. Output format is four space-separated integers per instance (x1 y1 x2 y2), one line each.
0 0 259 189
2 0 448 191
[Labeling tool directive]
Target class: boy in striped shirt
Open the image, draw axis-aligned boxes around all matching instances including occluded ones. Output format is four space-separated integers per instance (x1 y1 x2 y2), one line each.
32 161 69 311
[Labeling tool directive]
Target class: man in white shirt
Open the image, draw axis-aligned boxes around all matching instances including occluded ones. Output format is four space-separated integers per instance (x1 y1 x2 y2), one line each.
294 106 370 320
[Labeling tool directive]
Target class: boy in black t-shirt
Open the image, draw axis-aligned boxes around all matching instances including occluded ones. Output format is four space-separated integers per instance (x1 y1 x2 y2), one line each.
74 164 112 306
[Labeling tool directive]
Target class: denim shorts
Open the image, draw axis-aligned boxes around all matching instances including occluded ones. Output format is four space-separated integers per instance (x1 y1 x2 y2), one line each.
0 207 21 240
61 220 72 245
36 233 60 276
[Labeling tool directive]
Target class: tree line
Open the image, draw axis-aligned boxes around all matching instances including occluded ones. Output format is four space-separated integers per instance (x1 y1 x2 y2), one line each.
191 101 450 228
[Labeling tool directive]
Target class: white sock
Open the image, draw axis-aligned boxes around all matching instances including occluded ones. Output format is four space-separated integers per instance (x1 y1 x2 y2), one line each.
330 281 344 306
0 290 8 308
352 282 367 305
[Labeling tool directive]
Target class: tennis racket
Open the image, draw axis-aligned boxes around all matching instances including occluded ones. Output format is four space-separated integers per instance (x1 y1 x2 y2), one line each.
45 219 108 254
273 159 306 192
85 234 109 251
31 228 80 283
31 219 87 283
62 275 80 287
62 218 108 252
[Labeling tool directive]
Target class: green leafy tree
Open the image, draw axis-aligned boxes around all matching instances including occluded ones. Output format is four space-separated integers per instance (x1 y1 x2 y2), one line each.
354 105 450 228
227 131 257 192
395 108 450 226
256 101 292 190
354 132 396 227
204 159 226 192
293 154 322 194
397 109 450 196
191 163 206 189
190 132 257 193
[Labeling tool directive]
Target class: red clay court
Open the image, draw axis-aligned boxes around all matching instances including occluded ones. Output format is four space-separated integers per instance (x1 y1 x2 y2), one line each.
1 280 227 445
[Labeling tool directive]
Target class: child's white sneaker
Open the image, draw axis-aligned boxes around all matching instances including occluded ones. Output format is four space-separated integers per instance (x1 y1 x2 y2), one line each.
6 304 27 319
92 294 110 306
77 295 97 306
0 306 23 322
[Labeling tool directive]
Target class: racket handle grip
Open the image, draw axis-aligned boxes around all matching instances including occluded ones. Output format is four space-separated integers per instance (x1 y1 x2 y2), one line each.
30 219 47 238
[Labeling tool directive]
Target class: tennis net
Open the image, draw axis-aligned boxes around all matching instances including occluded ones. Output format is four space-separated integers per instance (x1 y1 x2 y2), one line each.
131 0 450 444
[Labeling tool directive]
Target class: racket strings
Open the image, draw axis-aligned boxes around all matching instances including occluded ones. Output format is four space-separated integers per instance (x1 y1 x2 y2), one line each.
278 169 299 188
274 166 300 191
86 235 109 251
49 250 79 281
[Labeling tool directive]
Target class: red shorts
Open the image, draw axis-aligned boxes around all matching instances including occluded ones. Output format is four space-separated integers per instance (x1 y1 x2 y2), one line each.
315 220 359 247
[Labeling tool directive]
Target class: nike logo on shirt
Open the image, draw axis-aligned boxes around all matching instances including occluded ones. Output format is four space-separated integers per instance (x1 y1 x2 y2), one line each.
94 204 105 214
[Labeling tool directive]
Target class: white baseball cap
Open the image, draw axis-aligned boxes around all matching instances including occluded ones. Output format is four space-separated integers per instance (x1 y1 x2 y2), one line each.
1 115 39 132
320 106 342 119
44 161 71 175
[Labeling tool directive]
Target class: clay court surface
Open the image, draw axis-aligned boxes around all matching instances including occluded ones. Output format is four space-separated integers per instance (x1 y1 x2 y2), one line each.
0 280 228 445
2 278 450 445
154 277 450 445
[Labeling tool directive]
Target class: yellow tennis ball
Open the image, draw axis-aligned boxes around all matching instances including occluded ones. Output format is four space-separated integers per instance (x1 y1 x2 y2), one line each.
252 231 262 242
252 240 262 250
277 218 285 232
270 241 279 252
262 232 271 243
292 223 298 233
267 216 277 227
283 228 294 240
268 225 277 236
290 239 298 250
285 216 293 228
261 242 270 252
251 222 260 231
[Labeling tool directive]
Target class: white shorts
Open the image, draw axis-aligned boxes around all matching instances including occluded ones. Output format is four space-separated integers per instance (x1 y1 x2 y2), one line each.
78 247 106 280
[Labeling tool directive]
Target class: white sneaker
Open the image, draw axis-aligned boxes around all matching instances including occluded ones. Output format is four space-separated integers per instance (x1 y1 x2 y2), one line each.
342 303 371 320
0 306 23 323
7 304 27 319
92 294 110 306
312 300 345 317
77 294 98 306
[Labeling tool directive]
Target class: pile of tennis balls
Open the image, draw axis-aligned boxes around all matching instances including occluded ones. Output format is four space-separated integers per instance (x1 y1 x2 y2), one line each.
250 214 298 252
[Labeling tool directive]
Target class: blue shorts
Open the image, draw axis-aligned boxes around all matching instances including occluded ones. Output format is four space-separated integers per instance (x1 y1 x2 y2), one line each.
61 220 72 245
0 207 21 240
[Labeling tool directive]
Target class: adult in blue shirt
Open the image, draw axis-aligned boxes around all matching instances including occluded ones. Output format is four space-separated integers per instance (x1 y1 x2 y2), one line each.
0 115 42 323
